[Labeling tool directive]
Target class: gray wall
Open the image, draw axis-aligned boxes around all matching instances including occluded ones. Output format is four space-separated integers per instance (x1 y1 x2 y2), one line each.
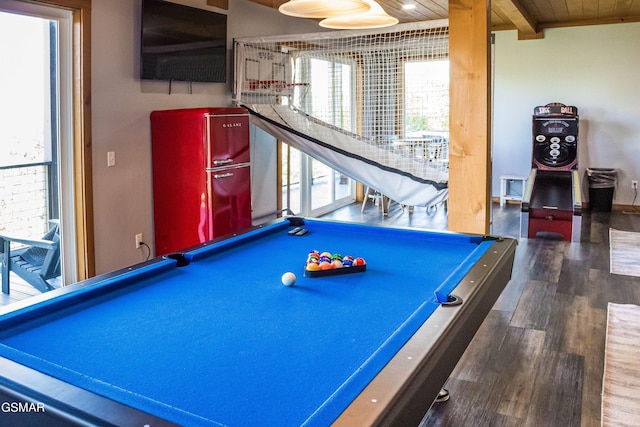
91 0 319 274
492 23 640 205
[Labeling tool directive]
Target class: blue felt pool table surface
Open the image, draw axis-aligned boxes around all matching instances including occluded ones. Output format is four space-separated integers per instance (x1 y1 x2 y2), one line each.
0 218 505 427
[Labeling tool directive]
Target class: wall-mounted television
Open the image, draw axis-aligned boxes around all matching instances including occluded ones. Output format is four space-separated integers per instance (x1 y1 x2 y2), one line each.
140 0 227 83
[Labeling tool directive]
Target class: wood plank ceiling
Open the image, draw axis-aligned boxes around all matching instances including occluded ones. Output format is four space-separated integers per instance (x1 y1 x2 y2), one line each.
245 0 640 39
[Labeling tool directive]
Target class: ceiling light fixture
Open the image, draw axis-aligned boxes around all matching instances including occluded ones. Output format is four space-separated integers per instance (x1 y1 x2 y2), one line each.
278 0 371 19
319 0 399 29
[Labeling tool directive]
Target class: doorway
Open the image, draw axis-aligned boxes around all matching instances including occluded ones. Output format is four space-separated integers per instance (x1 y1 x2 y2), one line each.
281 144 355 218
0 0 76 293
281 55 357 217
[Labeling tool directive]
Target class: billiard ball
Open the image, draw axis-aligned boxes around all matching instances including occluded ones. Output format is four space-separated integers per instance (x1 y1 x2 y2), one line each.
281 272 296 286
319 261 333 270
306 262 320 271
353 257 366 266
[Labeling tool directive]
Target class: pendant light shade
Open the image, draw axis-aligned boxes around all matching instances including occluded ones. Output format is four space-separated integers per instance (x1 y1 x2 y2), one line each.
319 0 398 29
278 0 371 19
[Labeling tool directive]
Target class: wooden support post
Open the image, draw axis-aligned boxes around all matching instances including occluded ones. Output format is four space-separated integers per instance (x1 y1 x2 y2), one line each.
448 0 492 235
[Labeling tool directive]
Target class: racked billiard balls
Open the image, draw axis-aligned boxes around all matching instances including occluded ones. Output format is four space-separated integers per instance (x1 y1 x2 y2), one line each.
306 262 320 271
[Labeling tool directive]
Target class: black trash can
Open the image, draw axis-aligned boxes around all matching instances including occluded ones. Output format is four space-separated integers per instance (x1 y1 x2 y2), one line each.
586 168 618 212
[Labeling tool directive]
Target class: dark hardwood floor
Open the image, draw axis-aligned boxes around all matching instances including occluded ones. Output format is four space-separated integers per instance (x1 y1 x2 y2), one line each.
324 200 640 427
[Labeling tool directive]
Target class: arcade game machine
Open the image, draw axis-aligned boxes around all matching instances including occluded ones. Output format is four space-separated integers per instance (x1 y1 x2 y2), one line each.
521 103 582 242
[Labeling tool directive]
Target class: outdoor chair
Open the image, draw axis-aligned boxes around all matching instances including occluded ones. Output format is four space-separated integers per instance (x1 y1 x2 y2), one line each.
0 220 61 294
361 187 393 215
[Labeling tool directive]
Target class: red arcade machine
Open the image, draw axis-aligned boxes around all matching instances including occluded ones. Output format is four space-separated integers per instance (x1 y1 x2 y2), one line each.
521 103 582 242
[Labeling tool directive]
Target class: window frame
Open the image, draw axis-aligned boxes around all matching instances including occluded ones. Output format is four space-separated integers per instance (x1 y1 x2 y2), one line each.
12 0 95 281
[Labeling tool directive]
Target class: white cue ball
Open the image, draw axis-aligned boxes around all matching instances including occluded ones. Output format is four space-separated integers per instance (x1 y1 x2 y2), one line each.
281 272 296 286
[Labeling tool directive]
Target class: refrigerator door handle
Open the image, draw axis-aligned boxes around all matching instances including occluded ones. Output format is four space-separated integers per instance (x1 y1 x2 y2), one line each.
206 162 251 174
213 172 234 179
213 158 234 166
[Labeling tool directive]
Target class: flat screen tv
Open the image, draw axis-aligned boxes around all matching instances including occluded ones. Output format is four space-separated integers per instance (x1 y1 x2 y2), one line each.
140 0 227 83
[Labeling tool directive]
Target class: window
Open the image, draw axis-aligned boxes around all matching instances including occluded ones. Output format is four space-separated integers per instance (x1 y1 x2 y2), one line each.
281 57 356 217
0 0 94 289
0 10 60 239
305 58 355 133
404 59 449 138
403 59 449 162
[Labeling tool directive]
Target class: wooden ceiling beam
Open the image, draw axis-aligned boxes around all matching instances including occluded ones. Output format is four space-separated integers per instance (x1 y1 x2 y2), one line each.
492 0 544 38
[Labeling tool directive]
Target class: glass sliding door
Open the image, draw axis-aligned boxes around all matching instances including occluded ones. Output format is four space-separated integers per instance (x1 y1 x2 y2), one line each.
0 0 75 292
403 59 450 159
310 158 331 212
281 143 301 215
281 145 355 217
281 57 356 217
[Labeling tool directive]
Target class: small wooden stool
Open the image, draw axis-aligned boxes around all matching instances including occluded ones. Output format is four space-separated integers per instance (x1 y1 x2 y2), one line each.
500 175 527 207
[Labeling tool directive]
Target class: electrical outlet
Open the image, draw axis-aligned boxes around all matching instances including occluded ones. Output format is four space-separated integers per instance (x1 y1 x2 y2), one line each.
633 180 638 190
135 233 143 249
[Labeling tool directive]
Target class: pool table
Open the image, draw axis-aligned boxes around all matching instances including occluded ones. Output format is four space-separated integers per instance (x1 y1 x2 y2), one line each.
0 218 516 427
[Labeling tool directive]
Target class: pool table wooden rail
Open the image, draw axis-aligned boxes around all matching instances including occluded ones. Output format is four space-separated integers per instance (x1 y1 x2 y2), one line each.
334 235 517 426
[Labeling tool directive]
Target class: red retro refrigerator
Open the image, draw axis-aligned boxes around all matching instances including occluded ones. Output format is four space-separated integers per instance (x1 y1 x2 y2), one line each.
150 107 252 256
